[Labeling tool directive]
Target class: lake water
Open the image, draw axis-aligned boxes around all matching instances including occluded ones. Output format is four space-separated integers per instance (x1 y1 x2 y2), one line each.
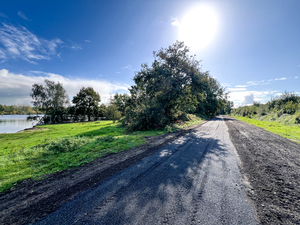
0 115 41 134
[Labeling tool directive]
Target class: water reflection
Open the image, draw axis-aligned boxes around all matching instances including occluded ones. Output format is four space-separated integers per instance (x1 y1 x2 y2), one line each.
0 115 40 133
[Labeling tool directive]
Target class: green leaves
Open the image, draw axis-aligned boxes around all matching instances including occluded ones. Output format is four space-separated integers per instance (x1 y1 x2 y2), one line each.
72 87 101 121
123 41 226 131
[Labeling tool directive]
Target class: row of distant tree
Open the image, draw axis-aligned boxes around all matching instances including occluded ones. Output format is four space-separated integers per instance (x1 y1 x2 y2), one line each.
28 41 232 131
30 79 127 124
233 92 300 118
0 104 36 115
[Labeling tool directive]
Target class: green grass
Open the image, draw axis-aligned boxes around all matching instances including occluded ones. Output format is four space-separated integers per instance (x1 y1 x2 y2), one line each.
0 117 205 193
234 116 300 143
0 120 168 192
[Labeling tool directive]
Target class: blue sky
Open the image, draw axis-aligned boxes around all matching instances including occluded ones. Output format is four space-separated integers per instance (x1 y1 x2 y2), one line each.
0 0 299 107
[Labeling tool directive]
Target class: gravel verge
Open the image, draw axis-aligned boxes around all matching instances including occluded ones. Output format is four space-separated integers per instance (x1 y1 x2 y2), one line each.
224 116 300 224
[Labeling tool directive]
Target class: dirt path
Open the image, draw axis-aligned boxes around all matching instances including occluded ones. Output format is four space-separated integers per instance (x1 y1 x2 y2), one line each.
35 117 258 225
224 116 300 224
0 122 205 225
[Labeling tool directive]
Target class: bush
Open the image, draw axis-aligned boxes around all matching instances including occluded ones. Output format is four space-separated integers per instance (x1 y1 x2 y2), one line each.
284 101 298 114
122 103 169 132
40 136 90 154
96 135 115 142
295 115 300 124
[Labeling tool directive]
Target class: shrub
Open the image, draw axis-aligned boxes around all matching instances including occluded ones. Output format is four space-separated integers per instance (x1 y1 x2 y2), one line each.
96 135 115 142
40 136 90 154
295 115 300 124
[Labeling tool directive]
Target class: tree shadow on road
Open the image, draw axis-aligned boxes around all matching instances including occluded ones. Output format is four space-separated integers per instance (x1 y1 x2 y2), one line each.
73 128 231 224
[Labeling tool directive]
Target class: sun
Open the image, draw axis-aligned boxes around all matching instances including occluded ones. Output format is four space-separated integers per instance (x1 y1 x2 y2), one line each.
178 5 218 50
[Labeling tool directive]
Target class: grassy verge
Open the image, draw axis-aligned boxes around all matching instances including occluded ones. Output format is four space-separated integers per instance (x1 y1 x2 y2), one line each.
0 121 168 192
0 116 205 192
234 116 300 143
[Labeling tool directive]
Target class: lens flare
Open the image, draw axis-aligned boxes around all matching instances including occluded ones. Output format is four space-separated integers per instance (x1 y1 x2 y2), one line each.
179 6 218 50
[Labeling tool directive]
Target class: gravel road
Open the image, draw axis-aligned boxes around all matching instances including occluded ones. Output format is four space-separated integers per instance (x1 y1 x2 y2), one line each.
224 116 300 224
36 117 259 225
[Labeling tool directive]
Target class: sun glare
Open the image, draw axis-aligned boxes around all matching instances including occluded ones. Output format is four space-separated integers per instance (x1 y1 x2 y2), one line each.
179 5 218 50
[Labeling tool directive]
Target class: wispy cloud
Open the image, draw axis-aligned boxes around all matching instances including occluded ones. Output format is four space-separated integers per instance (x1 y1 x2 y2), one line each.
295 76 298 79
228 87 247 91
84 40 91 43
275 77 286 81
235 85 247 88
0 23 63 64
246 81 260 86
67 40 82 50
0 69 130 105
17 11 30 21
122 65 134 70
0 49 6 58
220 83 231 88
0 12 8 18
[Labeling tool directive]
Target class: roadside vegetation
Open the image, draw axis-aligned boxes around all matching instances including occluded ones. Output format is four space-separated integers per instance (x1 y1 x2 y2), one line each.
234 116 300 143
0 41 232 193
232 92 300 142
0 114 205 192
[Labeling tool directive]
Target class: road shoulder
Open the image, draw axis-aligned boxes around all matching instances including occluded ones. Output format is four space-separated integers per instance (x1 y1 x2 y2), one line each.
224 116 300 224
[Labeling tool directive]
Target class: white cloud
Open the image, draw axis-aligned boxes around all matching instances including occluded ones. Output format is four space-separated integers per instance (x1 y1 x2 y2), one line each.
0 69 129 105
0 23 63 63
295 76 298 79
84 40 91 43
171 17 180 27
228 87 247 91
17 11 30 21
235 85 247 88
229 90 278 108
275 77 286 81
242 94 254 105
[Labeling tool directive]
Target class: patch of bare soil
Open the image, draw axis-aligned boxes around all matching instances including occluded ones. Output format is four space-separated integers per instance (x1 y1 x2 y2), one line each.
224 116 300 224
18 127 48 133
0 122 206 225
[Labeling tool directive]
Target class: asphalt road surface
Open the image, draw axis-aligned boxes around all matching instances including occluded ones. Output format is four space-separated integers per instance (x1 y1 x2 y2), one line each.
36 117 259 225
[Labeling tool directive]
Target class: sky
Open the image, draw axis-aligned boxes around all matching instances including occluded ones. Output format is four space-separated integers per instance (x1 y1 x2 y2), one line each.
0 0 299 107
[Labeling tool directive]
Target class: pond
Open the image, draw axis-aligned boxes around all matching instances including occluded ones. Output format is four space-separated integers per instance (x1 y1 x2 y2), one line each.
0 115 41 134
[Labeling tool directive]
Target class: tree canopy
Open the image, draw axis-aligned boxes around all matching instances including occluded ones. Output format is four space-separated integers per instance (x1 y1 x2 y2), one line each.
122 41 227 131
30 79 69 123
109 93 130 116
72 87 101 121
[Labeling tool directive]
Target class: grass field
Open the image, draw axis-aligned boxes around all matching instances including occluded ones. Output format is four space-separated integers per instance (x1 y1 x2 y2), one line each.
234 116 300 143
0 117 205 192
0 121 169 192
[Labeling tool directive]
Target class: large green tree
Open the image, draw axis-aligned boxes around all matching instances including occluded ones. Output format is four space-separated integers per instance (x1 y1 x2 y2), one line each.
30 79 69 123
123 41 226 131
72 87 101 121
109 93 130 116
104 104 122 123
